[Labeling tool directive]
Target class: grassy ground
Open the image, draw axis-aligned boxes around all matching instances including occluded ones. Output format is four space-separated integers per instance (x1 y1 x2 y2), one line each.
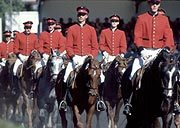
0 120 23 128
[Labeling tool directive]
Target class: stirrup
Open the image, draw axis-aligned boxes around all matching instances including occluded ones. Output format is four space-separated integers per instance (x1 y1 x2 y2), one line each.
123 103 132 116
28 91 34 99
59 100 67 111
96 100 106 112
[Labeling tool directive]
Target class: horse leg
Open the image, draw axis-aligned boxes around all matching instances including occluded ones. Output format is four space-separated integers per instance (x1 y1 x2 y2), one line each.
25 97 33 128
162 114 173 128
27 105 33 128
151 117 161 128
5 103 10 120
59 110 67 128
73 105 83 128
47 112 53 128
105 101 115 128
86 104 96 128
114 98 123 128
174 114 180 128
95 111 101 128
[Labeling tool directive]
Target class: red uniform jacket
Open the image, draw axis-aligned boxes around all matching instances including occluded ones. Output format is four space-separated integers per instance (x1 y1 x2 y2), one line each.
39 30 65 55
14 32 39 55
66 23 99 58
99 28 127 55
134 12 175 50
0 41 14 58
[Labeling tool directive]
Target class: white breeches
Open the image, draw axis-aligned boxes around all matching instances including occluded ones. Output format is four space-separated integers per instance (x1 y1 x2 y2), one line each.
103 54 116 64
42 53 49 66
0 58 6 67
129 48 162 80
101 55 116 83
63 55 87 83
34 60 44 73
13 55 28 76
13 59 23 76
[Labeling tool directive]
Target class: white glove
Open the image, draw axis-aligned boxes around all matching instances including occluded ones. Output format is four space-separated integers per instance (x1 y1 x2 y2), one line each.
42 53 49 60
102 51 109 59
1 58 6 62
18 54 28 62
60 50 67 57
120 53 124 58
72 55 78 65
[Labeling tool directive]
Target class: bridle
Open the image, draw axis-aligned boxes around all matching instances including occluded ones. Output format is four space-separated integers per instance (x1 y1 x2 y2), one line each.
86 59 101 96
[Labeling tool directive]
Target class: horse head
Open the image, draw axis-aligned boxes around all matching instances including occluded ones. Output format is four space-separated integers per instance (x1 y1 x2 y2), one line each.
158 50 179 113
77 56 101 96
47 49 64 84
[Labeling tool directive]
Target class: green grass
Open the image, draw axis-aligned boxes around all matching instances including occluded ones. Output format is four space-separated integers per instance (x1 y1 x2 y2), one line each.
0 120 23 128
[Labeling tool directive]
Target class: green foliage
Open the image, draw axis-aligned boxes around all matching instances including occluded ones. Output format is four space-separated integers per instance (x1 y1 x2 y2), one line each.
0 0 25 18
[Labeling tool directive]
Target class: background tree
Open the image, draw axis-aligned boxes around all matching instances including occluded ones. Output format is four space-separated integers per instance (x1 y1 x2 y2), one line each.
0 0 25 31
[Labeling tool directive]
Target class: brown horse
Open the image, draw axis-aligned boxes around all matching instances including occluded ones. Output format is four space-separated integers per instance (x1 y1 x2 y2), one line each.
17 50 41 128
0 53 21 120
55 56 101 128
102 55 128 128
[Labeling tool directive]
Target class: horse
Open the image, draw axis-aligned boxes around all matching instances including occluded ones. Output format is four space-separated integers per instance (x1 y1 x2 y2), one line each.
36 49 65 128
0 53 21 121
173 52 180 128
102 55 128 128
122 49 179 128
17 50 41 128
55 56 102 128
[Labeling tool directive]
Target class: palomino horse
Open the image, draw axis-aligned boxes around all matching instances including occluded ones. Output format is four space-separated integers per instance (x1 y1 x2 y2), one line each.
122 49 179 128
37 49 65 128
102 55 128 128
55 56 101 128
0 53 21 120
17 50 41 128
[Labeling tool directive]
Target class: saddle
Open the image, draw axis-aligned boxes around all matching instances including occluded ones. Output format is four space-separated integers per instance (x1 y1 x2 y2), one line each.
67 66 81 89
133 67 145 90
132 61 153 90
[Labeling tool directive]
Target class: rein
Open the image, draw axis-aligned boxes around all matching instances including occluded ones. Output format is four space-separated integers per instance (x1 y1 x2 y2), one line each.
26 64 34 70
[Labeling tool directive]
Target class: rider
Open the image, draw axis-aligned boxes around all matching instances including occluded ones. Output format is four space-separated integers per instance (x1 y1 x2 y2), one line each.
0 30 14 67
122 0 175 116
62 6 106 111
99 14 127 68
13 21 39 95
99 14 127 110
39 18 66 66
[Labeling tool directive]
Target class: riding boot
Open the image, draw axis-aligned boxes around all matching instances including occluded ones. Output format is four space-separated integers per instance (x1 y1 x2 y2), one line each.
96 82 106 111
121 77 133 116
